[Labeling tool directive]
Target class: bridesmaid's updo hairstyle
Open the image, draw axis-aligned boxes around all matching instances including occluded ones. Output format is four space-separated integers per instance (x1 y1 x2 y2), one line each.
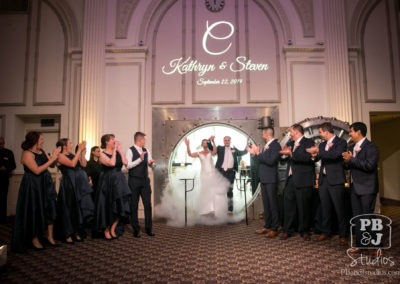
56 138 69 152
101 134 115 149
21 131 42 150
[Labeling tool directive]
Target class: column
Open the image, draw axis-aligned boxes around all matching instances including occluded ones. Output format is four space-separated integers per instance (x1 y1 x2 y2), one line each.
323 0 352 123
79 0 107 149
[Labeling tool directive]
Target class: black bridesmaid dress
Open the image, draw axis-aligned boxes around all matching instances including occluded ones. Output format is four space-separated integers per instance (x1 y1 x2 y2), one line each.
11 150 57 253
55 154 94 240
94 152 130 236
85 159 102 199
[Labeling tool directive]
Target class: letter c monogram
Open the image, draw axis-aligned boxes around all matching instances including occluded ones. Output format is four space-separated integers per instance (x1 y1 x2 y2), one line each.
202 21 234 56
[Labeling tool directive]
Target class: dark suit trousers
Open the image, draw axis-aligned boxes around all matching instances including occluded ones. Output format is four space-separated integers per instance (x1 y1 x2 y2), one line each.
319 175 347 237
128 177 152 232
283 177 313 235
261 183 279 231
220 169 235 211
0 176 9 223
351 187 377 247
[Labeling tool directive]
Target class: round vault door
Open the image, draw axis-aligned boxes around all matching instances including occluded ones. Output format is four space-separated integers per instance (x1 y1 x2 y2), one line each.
168 123 256 217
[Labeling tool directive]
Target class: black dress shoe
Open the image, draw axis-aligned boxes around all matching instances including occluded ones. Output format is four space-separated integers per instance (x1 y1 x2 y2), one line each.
280 233 291 240
145 230 155 237
133 231 141 238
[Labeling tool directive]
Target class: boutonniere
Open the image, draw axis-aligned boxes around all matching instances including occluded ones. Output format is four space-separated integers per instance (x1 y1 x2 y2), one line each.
327 142 334 149
295 142 300 148
231 149 236 153
264 145 269 150
355 145 361 153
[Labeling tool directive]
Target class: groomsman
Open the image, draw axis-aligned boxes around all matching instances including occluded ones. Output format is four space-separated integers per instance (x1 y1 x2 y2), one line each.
306 122 348 245
280 124 315 240
248 127 282 238
215 136 248 214
342 122 379 255
126 132 156 238
0 137 16 224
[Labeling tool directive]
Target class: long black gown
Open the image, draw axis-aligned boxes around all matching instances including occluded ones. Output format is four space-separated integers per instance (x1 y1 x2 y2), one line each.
11 150 57 253
55 154 94 240
94 152 130 236
85 159 102 199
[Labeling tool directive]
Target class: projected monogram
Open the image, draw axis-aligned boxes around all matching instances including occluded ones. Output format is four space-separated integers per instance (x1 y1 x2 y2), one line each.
161 20 269 85
202 20 234 56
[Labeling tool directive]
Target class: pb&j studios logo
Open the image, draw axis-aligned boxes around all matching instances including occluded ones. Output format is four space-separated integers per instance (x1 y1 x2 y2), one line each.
347 214 394 267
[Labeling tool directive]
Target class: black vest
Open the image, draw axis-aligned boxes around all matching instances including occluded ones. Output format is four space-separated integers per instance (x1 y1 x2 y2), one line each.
128 146 148 178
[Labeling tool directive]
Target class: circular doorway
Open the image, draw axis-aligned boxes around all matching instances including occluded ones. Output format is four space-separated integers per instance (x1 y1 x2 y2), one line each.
168 123 259 216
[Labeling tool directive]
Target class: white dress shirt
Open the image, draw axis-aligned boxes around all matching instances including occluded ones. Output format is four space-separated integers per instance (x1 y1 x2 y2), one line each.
353 137 366 157
322 135 336 174
325 135 336 151
264 138 276 150
350 137 366 183
222 147 234 171
126 145 152 170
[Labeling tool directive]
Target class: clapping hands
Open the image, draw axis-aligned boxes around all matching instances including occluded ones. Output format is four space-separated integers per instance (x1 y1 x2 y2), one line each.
306 146 318 158
115 141 122 152
342 151 352 163
246 144 260 155
50 147 62 162
77 141 86 152
280 146 292 156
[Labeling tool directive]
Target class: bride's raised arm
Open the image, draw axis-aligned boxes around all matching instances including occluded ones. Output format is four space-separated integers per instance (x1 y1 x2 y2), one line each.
185 138 199 158
210 136 217 156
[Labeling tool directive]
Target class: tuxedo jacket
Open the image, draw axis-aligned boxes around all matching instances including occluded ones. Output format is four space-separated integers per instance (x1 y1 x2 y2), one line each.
315 136 347 186
215 145 247 172
282 137 315 187
254 139 282 184
0 148 16 180
347 139 379 196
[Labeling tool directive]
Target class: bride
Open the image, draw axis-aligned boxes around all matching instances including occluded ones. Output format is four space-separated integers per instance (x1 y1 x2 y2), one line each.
184 136 230 220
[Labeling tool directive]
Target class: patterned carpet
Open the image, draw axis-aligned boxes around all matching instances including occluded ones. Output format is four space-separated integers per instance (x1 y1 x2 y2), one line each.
1 205 400 283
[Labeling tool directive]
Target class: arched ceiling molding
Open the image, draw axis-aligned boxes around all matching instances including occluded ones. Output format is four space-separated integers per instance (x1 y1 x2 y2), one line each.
44 0 80 48
254 0 293 43
115 0 140 39
349 0 382 46
291 0 315 38
136 0 292 46
137 0 172 46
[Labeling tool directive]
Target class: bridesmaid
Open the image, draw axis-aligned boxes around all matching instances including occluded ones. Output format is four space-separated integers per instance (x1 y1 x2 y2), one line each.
55 139 94 243
85 146 102 199
11 131 61 252
95 134 130 240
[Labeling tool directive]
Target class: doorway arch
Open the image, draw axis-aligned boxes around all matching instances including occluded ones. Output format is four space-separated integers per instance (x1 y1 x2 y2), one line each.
167 122 259 215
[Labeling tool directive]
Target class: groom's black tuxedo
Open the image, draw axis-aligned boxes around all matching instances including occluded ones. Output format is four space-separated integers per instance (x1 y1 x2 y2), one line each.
215 146 247 172
215 145 247 212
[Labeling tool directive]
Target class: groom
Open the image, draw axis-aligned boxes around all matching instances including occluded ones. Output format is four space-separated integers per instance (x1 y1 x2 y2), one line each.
215 136 248 214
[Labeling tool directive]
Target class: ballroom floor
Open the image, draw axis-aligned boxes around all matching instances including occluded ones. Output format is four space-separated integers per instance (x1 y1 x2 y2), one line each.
1 204 400 283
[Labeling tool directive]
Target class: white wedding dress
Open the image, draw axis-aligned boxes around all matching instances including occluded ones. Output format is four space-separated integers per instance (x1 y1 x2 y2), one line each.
196 152 230 217
155 151 234 226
